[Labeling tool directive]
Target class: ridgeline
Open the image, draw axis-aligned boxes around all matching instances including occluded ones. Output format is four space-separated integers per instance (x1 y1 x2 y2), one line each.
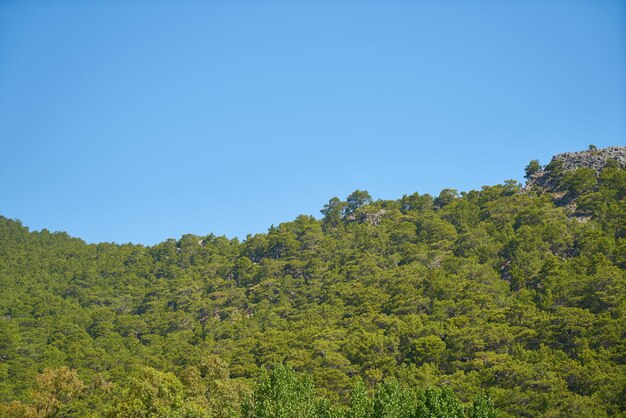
1 146 625 417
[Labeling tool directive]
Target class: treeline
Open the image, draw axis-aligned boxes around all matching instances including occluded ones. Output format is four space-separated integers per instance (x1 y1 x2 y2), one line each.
0 160 625 416
0 364 496 417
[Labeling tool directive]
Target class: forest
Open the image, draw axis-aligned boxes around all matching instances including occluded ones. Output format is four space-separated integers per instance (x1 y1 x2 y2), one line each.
1 148 625 417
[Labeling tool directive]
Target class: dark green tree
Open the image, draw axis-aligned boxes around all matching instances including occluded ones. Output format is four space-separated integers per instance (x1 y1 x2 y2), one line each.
524 159 541 179
345 190 373 215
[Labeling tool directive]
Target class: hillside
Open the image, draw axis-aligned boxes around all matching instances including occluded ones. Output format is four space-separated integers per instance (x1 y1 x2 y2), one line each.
1 146 625 417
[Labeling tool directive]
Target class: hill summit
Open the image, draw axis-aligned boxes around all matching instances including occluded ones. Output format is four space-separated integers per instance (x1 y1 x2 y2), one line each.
1 145 625 417
548 145 626 171
524 145 626 193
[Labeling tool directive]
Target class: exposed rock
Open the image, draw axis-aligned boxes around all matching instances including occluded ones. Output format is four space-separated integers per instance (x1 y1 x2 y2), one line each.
362 208 387 226
524 146 626 193
344 208 387 225
550 146 626 171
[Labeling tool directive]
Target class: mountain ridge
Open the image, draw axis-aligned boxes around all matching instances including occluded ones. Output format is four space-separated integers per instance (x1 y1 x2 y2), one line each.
0 146 625 417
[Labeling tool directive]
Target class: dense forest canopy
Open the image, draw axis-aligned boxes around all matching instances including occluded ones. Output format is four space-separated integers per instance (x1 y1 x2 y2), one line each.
1 146 625 417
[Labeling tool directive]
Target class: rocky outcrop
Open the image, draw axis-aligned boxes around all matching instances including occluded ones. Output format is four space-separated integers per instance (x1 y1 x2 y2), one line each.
550 146 626 171
525 146 626 193
344 208 387 225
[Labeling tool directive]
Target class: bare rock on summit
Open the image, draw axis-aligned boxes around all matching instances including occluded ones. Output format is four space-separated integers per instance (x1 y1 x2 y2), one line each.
550 146 626 171
525 146 626 193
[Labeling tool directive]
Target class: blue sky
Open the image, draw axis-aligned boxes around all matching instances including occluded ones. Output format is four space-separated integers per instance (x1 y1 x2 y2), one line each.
1 1 625 245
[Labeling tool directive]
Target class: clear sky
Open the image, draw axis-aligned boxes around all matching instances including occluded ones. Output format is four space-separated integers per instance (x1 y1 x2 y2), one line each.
1 1 625 245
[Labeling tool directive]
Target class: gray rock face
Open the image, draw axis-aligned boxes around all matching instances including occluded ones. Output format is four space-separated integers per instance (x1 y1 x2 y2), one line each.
524 146 626 193
550 146 626 171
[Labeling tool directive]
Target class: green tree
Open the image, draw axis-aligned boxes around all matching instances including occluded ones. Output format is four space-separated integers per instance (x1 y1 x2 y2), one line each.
243 364 317 418
321 197 347 228
112 367 207 418
415 387 464 418
434 189 458 208
560 167 597 197
348 380 372 418
31 367 86 418
372 379 417 418
524 159 541 179
467 393 498 418
345 190 373 216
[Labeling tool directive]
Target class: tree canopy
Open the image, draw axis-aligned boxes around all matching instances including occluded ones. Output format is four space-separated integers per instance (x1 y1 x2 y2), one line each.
1 159 626 416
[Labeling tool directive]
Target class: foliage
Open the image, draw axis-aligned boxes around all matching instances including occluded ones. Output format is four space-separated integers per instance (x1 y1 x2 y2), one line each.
524 160 541 179
1 160 626 416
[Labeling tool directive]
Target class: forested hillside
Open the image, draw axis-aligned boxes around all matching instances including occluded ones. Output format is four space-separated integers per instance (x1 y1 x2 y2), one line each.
1 147 625 417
